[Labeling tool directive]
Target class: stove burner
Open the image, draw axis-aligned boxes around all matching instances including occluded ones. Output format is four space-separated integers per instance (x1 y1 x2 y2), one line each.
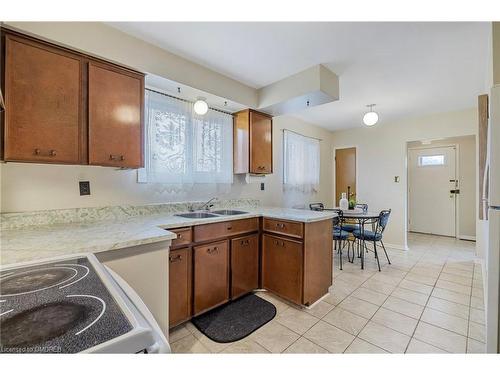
0 302 90 348
0 267 77 297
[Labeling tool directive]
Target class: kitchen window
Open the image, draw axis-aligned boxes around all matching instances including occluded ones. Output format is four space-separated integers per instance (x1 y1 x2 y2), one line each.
138 90 233 186
283 130 320 193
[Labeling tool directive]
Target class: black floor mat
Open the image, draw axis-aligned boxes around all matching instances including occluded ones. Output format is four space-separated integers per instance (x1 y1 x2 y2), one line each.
191 294 276 343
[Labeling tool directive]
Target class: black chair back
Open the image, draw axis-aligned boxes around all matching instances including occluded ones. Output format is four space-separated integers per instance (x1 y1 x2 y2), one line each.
355 203 368 212
309 203 324 211
332 209 343 228
375 209 391 235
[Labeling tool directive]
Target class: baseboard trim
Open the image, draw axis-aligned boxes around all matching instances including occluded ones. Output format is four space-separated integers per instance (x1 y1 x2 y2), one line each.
384 242 409 251
458 235 476 241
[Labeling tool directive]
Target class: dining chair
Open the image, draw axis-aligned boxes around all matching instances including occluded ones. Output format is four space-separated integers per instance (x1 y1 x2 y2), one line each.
332 209 350 270
309 202 324 211
355 203 368 212
352 209 392 271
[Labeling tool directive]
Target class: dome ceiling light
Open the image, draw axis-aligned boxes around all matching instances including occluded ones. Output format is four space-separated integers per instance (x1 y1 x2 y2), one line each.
362 104 379 126
193 98 209 115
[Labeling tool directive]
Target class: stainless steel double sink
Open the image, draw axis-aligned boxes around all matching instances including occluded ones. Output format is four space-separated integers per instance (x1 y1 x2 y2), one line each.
174 210 248 219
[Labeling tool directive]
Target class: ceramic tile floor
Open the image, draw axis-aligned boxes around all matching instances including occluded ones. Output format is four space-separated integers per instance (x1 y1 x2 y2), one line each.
169 233 486 353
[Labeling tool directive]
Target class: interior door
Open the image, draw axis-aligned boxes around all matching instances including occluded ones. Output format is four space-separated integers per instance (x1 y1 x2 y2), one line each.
408 146 457 237
335 147 356 205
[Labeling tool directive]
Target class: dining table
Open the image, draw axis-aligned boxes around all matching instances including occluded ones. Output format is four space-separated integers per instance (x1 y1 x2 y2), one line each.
325 208 381 269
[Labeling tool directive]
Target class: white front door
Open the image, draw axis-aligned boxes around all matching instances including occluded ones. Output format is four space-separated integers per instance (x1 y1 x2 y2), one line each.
408 146 457 237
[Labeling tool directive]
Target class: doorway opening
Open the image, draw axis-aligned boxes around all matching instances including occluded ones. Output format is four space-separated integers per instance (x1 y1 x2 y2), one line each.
334 147 357 206
407 135 476 240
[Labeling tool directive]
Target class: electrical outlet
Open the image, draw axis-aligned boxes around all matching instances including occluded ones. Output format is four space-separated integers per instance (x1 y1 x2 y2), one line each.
260 183 265 191
79 181 91 196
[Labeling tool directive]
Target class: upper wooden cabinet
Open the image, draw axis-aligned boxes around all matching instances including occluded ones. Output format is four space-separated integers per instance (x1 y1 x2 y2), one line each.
233 109 273 174
3 34 85 164
88 62 144 168
1 30 144 168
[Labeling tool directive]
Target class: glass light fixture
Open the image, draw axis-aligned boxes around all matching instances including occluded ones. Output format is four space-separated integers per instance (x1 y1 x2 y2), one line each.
362 104 379 126
193 98 209 115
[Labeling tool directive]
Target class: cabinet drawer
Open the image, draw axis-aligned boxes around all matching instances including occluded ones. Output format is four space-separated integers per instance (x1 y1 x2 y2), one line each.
262 234 303 305
194 218 259 242
170 227 192 248
169 247 191 327
263 218 303 239
231 233 259 299
193 240 229 314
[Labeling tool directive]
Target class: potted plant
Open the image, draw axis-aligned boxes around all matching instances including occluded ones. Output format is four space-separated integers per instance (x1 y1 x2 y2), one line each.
347 186 356 209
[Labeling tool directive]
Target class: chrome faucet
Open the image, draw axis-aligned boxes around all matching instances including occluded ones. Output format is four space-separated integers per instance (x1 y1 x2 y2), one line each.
189 197 218 212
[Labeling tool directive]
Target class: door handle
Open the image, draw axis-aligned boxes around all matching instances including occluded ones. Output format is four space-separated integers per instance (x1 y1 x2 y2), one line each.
450 189 460 194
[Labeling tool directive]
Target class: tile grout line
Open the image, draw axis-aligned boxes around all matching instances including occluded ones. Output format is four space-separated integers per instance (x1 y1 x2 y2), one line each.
173 234 478 353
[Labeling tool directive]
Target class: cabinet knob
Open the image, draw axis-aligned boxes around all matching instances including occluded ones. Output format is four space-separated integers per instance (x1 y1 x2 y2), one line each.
207 247 219 254
34 148 56 157
109 154 125 161
227 226 233 230
169 255 182 263
177 234 183 239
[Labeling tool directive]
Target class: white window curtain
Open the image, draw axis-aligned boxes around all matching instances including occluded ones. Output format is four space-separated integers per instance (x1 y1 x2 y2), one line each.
283 130 320 194
138 90 233 189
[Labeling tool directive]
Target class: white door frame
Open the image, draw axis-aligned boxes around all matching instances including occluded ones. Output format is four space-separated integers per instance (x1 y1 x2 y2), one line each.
407 144 460 238
332 145 359 207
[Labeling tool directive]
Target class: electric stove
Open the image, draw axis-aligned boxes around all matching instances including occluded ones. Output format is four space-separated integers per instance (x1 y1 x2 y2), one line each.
0 254 169 353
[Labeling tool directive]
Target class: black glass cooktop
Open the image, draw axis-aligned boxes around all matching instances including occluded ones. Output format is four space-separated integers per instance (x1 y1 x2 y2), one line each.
0 257 133 353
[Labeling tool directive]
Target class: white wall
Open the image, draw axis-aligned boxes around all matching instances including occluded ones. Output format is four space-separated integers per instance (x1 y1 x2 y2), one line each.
0 116 333 213
330 108 477 249
407 135 476 239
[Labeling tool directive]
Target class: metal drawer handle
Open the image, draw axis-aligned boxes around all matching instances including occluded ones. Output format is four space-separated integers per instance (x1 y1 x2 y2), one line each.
227 226 233 230
207 247 219 254
109 154 125 161
240 239 250 246
177 234 183 239
275 223 286 229
169 255 182 263
273 240 285 247
34 148 57 157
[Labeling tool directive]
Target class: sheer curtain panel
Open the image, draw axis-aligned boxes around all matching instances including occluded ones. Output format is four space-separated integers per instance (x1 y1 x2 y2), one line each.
138 90 233 190
283 130 320 193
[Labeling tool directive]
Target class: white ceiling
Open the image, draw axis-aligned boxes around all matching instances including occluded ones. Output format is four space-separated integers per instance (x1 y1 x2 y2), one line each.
108 22 490 131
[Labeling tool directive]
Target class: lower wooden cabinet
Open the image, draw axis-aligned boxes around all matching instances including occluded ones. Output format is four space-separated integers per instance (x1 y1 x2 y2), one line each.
262 234 303 305
231 233 259 299
168 247 191 327
193 240 229 315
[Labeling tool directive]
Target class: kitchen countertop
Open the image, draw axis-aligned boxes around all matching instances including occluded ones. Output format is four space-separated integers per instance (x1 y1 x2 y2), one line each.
0 207 336 265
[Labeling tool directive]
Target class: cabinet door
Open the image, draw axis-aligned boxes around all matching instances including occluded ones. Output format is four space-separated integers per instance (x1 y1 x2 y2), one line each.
169 248 191 327
193 240 229 314
231 233 259 299
262 234 303 305
88 61 144 168
249 111 272 174
4 34 85 163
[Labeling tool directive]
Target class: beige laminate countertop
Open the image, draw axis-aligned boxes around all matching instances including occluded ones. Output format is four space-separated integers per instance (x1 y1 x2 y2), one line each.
0 207 335 265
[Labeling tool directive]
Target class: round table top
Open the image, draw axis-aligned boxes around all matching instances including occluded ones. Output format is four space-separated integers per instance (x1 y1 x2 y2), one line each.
329 208 380 219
